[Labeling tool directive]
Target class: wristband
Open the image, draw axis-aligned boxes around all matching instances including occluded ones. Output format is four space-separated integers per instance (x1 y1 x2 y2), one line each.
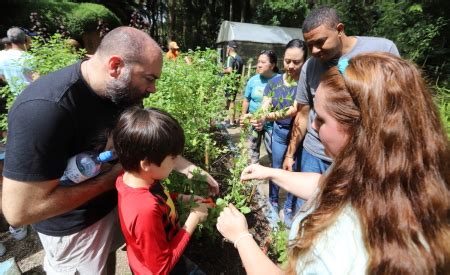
234 233 253 248
285 155 294 159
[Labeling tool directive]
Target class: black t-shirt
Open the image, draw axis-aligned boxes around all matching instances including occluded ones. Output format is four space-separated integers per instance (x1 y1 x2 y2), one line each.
230 54 244 75
4 61 122 236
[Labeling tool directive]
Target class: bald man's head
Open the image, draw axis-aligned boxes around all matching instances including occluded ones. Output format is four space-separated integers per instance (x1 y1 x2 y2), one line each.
96 27 160 64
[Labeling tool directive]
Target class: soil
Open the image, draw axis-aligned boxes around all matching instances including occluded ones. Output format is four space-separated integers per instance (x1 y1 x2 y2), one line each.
1 126 275 274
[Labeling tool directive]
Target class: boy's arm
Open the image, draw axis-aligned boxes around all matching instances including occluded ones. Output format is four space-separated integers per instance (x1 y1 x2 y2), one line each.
174 156 219 195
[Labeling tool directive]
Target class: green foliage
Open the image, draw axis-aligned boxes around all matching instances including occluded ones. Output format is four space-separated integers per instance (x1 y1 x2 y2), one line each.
28 34 86 76
369 1 447 64
145 49 229 165
254 0 308 27
0 0 121 39
62 3 121 38
434 85 450 138
268 222 289 266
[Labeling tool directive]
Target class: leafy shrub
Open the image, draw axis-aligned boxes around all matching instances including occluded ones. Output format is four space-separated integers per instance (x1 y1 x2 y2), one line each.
145 49 229 166
0 0 121 39
434 85 450 138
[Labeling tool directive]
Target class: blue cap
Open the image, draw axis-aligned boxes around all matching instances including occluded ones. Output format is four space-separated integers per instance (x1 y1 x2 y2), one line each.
98 150 117 162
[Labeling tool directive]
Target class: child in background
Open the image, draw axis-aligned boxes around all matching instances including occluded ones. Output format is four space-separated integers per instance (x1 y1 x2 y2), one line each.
113 107 210 275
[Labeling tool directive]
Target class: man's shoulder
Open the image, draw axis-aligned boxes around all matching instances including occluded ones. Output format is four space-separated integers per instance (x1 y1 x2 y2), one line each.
22 62 80 98
303 57 326 79
351 36 398 55
358 36 395 46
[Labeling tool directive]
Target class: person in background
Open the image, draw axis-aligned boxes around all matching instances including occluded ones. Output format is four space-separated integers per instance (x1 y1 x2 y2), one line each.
223 41 243 127
282 6 399 179
0 27 34 96
240 50 279 163
1 26 217 274
217 53 449 274
0 27 33 243
166 41 180 60
114 107 210 274
0 37 12 56
256 39 307 227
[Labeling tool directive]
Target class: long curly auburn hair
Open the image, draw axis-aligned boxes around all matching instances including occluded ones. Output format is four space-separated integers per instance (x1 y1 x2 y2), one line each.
287 53 449 274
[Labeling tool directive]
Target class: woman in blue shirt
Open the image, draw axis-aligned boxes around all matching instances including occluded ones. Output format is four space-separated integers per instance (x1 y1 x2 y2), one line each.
258 39 307 227
240 50 279 164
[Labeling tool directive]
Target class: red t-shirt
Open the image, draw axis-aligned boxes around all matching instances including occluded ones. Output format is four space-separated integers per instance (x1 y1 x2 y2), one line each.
116 172 190 274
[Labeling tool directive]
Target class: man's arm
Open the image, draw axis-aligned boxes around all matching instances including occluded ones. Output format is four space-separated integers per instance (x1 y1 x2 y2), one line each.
2 164 121 226
282 101 310 171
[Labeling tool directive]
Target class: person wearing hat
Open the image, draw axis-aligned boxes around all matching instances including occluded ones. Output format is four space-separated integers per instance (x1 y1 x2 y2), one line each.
223 41 243 127
166 41 180 60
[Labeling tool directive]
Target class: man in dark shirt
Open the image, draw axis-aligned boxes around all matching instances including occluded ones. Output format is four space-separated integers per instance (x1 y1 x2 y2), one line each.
223 41 243 127
1 27 164 274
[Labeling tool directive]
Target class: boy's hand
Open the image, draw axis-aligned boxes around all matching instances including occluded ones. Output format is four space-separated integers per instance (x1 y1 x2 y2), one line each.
199 197 216 208
204 173 219 195
191 203 210 223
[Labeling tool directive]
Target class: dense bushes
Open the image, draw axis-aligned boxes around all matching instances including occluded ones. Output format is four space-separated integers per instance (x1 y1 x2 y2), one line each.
0 0 121 40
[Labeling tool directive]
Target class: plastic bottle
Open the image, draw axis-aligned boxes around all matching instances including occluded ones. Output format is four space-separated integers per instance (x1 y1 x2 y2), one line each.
60 150 117 186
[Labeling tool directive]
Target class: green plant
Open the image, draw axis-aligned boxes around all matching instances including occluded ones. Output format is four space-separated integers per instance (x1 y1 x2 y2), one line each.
0 1 121 40
268 221 289 266
28 34 86 76
145 49 229 166
434 85 450 138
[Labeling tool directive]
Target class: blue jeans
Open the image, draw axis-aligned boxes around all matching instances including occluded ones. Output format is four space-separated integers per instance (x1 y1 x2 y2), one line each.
297 148 331 210
269 123 302 211
249 127 272 164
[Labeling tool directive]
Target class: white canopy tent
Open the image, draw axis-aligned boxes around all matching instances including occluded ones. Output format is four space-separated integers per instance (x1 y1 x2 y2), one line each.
216 21 303 71
217 20 303 45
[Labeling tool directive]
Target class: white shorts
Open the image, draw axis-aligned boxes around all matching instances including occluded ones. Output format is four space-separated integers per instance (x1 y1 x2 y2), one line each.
37 208 124 275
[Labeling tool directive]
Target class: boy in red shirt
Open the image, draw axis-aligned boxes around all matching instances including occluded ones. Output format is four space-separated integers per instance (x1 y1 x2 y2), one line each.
113 107 211 274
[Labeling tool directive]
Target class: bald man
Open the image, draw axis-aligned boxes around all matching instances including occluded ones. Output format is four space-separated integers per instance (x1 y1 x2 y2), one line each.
1 27 163 274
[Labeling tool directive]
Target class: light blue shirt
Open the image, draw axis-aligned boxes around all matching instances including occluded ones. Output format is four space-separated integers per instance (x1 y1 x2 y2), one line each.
289 203 369 274
0 49 33 95
244 73 278 113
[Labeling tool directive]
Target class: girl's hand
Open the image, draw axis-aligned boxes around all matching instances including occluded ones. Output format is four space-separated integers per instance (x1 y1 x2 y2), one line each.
240 164 270 181
216 203 249 242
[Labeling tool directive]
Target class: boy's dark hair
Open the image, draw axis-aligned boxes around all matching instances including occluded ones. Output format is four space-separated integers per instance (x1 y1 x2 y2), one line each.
113 107 185 172
302 6 340 33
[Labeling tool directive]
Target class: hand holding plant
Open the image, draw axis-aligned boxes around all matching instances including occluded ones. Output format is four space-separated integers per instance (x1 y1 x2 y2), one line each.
190 203 210 224
239 113 252 128
216 203 249 243
240 164 271 181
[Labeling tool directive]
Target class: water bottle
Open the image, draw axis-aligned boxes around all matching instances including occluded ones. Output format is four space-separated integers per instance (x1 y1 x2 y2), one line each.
60 150 117 186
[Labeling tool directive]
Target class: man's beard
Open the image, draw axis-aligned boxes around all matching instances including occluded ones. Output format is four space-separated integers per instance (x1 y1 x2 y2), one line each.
105 67 147 107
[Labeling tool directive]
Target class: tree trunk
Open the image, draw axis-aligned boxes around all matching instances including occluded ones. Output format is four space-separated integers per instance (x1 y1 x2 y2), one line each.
229 0 233 21
168 0 175 41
